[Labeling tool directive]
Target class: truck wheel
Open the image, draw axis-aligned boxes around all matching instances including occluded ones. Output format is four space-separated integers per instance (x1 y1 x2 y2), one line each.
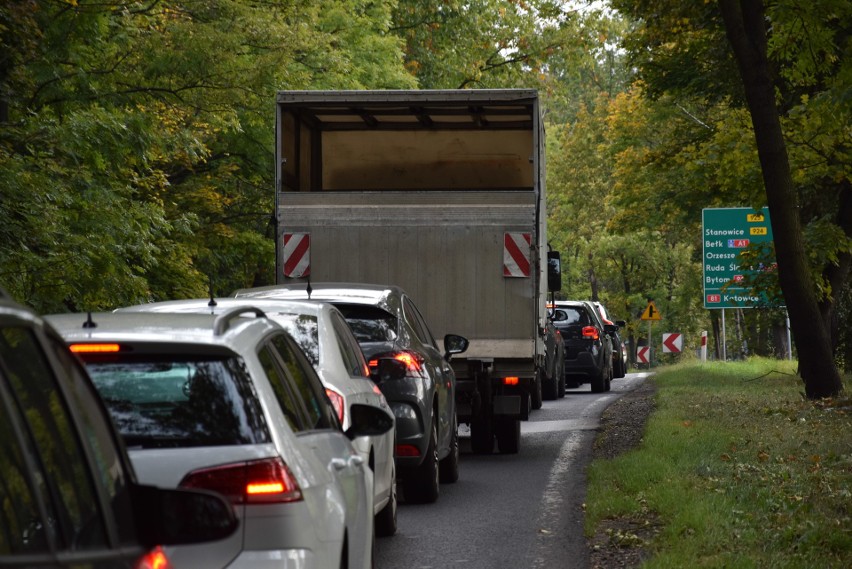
531 372 543 410
439 413 459 483
403 414 439 503
495 419 521 454
471 372 494 454
543 374 558 400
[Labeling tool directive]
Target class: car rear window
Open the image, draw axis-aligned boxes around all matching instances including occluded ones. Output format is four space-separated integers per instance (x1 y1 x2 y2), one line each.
82 355 270 449
333 304 398 343
555 308 590 326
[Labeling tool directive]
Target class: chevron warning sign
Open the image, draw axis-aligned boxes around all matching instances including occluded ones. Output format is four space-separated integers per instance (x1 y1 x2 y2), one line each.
282 232 310 278
662 333 683 353
503 232 531 277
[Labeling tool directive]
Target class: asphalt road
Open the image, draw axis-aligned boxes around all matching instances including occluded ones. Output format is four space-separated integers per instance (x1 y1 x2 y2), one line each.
375 373 649 569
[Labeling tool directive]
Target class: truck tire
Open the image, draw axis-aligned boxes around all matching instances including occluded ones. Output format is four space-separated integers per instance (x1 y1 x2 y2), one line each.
543 374 558 400
520 391 531 421
403 414 439 503
439 413 459 483
531 371 543 410
495 419 521 454
557 368 566 398
470 372 494 454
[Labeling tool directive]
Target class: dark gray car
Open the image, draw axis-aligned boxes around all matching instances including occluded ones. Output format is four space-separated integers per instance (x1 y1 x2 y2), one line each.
551 300 615 393
234 282 469 504
0 290 236 568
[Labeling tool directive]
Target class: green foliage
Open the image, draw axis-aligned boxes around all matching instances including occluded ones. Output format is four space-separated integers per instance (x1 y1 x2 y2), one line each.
586 360 852 567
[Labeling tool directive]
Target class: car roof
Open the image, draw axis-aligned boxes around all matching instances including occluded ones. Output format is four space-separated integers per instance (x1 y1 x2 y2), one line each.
233 282 405 309
45 310 282 351
117 297 330 318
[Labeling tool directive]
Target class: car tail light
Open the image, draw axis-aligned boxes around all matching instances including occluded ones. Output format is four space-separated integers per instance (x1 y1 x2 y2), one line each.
396 444 420 457
179 458 302 504
368 350 424 374
502 376 520 386
582 326 600 340
135 546 173 569
325 387 346 424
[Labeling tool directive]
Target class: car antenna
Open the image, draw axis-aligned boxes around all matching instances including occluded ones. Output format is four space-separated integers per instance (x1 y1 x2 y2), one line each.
82 312 97 329
208 280 217 307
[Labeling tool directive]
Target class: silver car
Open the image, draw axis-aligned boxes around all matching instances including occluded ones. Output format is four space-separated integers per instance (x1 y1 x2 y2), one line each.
46 308 392 569
233 283 469 505
116 298 399 537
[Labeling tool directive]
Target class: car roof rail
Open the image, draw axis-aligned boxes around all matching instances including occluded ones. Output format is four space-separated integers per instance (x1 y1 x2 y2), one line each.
213 306 268 336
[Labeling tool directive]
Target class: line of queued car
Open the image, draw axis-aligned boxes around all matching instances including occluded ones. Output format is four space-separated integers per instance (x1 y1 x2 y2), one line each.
6 281 471 568
2 279 629 569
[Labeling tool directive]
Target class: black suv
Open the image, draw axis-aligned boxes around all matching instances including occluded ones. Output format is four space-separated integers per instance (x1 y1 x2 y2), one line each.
551 300 615 393
0 290 237 568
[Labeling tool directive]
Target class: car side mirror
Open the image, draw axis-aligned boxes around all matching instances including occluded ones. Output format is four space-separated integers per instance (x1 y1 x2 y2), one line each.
443 334 469 360
604 324 619 335
345 403 394 439
615 320 626 328
132 484 238 547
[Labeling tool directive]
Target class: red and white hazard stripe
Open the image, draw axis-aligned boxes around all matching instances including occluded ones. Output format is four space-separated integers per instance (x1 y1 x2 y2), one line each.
282 232 310 278
503 232 531 278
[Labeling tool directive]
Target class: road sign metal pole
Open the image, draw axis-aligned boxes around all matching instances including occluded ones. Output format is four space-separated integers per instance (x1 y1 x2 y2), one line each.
721 308 727 361
648 320 652 370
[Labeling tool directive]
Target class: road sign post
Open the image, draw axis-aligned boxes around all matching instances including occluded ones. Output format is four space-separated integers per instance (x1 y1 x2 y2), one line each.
640 300 662 369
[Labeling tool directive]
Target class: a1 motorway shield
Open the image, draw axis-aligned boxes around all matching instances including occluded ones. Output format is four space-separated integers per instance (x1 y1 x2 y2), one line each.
702 207 776 309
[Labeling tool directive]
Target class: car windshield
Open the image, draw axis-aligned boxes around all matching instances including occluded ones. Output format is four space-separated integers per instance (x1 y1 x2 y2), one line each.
83 355 270 449
333 304 398 343
556 308 590 326
271 313 320 367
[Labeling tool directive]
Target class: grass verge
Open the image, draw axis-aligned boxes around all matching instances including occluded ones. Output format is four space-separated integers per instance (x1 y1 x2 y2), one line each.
586 358 852 568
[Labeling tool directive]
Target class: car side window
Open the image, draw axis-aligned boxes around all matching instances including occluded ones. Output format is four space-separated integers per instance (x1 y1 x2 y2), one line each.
0 326 108 551
260 334 337 432
403 297 437 349
331 312 369 378
258 344 305 432
46 335 137 544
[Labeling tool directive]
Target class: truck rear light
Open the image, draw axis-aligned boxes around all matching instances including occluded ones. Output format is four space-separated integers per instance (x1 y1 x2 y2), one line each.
502 376 520 386
396 444 420 457
134 546 173 569
325 387 346 424
582 326 600 340
179 457 302 504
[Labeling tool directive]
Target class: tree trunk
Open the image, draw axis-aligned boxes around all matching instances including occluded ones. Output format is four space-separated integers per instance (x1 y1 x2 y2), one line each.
718 0 843 397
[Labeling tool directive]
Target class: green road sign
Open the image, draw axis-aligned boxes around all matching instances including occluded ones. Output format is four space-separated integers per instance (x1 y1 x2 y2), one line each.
702 207 776 309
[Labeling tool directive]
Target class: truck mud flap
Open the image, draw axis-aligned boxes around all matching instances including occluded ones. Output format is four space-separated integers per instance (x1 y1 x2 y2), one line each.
492 394 521 419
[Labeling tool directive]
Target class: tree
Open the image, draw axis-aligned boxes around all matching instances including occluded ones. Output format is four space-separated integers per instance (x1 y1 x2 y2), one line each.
717 0 844 397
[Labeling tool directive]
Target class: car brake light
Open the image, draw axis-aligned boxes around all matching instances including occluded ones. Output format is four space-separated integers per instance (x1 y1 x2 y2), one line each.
325 387 346 424
396 444 420 457
69 343 121 353
179 458 302 504
368 351 423 373
582 326 600 340
503 376 520 386
135 546 173 569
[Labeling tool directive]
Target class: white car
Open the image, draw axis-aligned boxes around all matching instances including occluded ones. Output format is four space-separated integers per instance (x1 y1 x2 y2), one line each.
117 297 399 537
47 308 392 569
